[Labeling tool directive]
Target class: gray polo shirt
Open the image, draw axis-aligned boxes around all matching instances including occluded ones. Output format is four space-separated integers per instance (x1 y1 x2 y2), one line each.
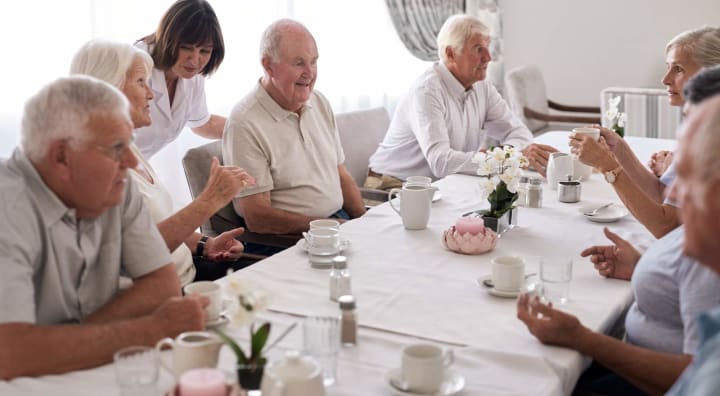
223 83 345 218
0 149 172 325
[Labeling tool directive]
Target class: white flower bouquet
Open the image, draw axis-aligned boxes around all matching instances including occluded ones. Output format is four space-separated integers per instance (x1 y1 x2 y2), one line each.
471 145 529 218
605 96 627 137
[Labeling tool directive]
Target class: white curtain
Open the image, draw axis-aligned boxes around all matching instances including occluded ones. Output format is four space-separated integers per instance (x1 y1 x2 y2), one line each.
0 0 431 209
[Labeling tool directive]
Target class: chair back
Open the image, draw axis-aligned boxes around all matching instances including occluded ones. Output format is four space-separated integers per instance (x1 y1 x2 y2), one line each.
504 65 550 133
182 141 243 237
335 107 391 186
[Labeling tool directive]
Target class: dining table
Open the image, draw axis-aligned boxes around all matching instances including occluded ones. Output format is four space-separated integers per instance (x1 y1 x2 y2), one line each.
0 131 677 396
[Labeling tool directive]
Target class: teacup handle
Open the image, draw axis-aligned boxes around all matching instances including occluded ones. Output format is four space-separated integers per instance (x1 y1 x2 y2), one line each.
388 188 402 215
155 337 175 374
443 349 454 368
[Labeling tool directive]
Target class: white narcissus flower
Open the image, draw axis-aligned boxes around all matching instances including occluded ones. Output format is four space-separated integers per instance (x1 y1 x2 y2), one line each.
224 279 269 326
609 96 621 108
477 161 493 176
478 178 496 197
491 147 506 162
618 112 627 128
471 152 487 165
605 107 618 122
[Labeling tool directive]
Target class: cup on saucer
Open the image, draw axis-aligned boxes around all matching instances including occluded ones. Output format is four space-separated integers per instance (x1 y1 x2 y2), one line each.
491 256 525 294
398 344 453 394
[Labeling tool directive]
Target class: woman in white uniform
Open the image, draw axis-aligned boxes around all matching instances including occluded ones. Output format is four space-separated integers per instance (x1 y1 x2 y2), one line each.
134 0 227 159
71 39 256 285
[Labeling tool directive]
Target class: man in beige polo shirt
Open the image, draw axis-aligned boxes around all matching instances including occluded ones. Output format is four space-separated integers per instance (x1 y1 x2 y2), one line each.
222 19 365 254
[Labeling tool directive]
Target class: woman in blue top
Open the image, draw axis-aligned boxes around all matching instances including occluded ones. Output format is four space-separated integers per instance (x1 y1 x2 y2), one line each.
134 0 227 159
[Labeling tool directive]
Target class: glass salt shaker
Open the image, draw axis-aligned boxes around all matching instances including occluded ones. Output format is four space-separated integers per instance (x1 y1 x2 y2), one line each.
516 175 529 207
526 177 543 208
338 295 357 347
329 256 352 302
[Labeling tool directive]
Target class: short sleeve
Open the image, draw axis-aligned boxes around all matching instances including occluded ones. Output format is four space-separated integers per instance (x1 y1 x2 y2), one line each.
222 118 274 198
186 76 211 128
120 178 173 278
678 258 720 354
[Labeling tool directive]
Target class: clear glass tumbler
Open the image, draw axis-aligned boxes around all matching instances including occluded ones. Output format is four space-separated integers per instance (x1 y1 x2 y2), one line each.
114 346 159 396
302 316 340 386
540 258 573 305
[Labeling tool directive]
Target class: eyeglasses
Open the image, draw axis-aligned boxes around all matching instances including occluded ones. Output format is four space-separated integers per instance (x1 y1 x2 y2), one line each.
72 133 135 162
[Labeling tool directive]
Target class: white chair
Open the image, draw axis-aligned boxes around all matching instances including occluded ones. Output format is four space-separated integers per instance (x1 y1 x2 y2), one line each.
504 65 601 135
335 107 391 202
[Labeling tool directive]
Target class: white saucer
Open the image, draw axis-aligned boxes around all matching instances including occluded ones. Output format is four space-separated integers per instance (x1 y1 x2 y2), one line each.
296 238 350 253
475 276 522 298
579 203 629 223
384 368 464 396
206 313 230 329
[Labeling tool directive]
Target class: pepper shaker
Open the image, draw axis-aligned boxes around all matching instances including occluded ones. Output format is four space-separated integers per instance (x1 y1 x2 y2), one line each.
338 295 357 347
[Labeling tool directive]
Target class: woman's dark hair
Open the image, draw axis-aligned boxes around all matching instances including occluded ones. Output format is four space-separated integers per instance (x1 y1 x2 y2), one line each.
140 0 224 76
684 65 720 105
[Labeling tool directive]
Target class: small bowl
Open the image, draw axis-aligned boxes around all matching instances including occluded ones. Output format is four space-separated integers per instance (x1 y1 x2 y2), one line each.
442 226 497 255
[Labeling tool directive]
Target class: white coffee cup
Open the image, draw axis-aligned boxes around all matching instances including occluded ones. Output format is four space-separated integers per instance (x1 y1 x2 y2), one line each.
183 281 222 322
571 127 600 181
404 175 432 187
155 331 222 378
388 185 433 230
491 256 526 292
401 344 454 394
309 219 340 231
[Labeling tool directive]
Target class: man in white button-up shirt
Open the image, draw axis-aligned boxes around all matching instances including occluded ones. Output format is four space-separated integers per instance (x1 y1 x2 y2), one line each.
368 14 556 185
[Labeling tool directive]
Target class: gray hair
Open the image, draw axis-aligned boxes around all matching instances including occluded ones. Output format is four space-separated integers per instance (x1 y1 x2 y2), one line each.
666 26 720 67
259 18 312 63
437 14 490 63
683 65 720 105
21 75 130 161
70 39 153 89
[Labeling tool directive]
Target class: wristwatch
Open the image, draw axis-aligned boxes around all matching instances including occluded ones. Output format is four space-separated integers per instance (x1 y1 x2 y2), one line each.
604 165 623 184
196 235 209 257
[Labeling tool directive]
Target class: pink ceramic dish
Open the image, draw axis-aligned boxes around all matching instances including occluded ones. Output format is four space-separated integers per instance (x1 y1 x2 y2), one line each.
442 226 497 255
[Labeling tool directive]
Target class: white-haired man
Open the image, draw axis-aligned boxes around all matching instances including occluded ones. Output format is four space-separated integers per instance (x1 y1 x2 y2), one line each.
0 76 207 379
367 14 556 188
223 19 365 254
665 95 720 395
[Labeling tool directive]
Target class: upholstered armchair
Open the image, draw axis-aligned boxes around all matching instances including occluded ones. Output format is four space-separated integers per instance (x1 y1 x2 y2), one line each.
504 64 601 135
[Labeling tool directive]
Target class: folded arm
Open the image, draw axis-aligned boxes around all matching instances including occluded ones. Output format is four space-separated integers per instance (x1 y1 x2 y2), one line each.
0 295 207 380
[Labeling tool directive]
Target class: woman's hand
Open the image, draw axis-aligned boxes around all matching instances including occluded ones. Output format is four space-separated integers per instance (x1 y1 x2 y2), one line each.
568 132 618 171
648 150 674 177
204 228 245 261
580 227 640 280
516 294 588 348
198 157 256 210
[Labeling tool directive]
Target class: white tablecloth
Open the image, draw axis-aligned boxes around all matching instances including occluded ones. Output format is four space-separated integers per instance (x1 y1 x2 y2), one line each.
0 133 677 396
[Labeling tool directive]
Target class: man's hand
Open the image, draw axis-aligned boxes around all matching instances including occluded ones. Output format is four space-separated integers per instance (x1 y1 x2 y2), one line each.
205 228 245 261
580 227 640 280
521 144 558 177
516 294 587 348
152 295 208 337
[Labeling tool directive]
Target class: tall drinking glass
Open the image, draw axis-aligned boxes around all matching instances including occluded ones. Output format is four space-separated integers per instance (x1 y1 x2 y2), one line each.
540 258 573 304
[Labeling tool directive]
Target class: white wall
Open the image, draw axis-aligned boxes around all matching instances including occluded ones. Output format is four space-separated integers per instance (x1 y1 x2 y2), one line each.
500 0 720 106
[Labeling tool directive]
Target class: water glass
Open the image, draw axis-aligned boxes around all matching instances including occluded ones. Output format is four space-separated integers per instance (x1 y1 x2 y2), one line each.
114 346 159 396
302 316 340 386
539 258 573 304
307 228 340 269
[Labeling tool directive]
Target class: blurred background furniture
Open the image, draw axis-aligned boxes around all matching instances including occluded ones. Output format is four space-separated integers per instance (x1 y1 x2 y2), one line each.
504 64 601 135
182 141 301 251
335 107 391 204
600 87 682 139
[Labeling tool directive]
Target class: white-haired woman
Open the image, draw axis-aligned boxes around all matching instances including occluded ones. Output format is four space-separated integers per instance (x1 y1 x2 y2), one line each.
569 26 720 238
71 39 255 286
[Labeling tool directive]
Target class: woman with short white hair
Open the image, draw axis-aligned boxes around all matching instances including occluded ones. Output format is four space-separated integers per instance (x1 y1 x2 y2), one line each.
71 39 255 286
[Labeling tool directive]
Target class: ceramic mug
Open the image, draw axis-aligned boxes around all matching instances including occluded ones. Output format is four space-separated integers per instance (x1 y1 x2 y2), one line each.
401 344 454 394
571 127 601 181
183 281 222 322
388 185 433 230
491 256 526 292
546 152 573 191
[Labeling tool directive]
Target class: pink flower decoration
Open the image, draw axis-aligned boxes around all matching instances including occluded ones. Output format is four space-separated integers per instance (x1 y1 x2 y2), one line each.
442 225 497 255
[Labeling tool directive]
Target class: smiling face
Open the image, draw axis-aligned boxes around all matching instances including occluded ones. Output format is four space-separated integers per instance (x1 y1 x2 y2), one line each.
170 42 213 80
662 46 701 106
121 57 153 128
445 32 492 90
65 112 138 218
262 26 318 113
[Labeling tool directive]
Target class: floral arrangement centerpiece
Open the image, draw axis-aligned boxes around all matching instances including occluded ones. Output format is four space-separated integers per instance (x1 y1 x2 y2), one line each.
471 145 528 231
214 279 270 391
605 96 628 137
